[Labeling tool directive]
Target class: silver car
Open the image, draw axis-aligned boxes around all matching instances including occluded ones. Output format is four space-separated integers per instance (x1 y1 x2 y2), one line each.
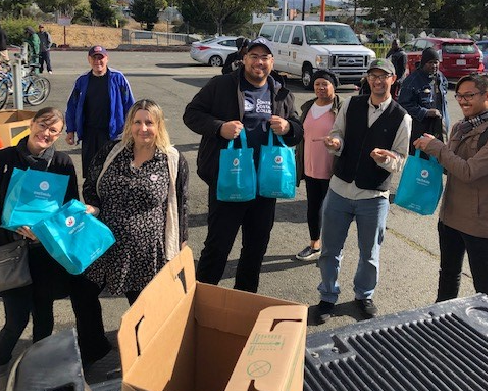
190 36 239 67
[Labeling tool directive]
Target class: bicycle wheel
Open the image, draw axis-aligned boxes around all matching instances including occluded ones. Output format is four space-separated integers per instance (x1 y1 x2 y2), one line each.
0 80 8 109
25 76 50 105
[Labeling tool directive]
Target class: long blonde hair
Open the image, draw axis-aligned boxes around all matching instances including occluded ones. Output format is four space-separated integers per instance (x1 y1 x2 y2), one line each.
121 99 171 153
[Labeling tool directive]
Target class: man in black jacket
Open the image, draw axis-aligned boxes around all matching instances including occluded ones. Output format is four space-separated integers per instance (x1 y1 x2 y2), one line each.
184 37 303 293
311 59 411 323
221 37 249 75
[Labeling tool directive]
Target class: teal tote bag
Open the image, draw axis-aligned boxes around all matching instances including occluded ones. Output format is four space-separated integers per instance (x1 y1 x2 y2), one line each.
1 168 69 230
32 199 115 275
217 129 256 202
257 130 296 199
394 149 444 215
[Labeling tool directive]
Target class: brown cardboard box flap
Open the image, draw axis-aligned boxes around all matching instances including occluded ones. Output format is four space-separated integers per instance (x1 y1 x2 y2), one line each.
225 306 307 391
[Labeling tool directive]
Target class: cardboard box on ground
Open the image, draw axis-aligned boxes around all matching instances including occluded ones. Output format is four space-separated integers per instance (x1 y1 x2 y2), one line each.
118 246 308 391
0 110 36 148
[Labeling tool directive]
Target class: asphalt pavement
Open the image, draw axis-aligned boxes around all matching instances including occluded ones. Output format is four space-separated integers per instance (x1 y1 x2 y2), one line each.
0 50 472 386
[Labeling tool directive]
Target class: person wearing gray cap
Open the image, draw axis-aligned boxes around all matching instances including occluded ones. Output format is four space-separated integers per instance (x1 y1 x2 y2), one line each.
310 58 412 324
398 47 449 155
23 26 40 69
184 36 303 293
38 24 53 74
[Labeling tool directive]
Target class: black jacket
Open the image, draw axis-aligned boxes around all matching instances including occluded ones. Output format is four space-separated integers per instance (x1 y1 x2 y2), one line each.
0 27 7 51
0 140 79 246
183 69 303 185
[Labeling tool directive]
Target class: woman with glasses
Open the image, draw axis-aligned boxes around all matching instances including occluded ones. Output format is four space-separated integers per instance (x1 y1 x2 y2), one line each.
0 107 80 387
414 73 488 303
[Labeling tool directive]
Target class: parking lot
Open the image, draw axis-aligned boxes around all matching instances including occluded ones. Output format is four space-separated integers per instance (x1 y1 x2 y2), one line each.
1 50 472 385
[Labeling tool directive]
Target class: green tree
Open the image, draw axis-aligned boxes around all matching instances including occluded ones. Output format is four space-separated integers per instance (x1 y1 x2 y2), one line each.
131 0 166 31
360 0 444 36
0 0 33 18
89 0 116 26
36 0 88 17
182 0 269 35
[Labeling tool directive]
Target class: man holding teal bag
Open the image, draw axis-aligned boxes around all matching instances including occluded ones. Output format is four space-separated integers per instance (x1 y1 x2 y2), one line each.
184 37 303 293
414 73 488 303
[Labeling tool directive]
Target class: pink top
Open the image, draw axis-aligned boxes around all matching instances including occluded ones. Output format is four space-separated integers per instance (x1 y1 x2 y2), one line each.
303 106 336 180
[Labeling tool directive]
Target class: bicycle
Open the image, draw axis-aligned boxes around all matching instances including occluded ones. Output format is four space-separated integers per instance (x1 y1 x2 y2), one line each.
0 63 51 109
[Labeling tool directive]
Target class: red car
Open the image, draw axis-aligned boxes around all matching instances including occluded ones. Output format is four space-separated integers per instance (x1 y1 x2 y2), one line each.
403 37 484 82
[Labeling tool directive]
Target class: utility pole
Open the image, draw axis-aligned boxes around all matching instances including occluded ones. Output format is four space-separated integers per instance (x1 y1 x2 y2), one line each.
320 0 325 21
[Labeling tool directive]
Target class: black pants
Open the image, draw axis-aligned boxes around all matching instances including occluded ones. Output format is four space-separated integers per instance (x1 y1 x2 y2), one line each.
304 176 330 241
0 247 70 365
39 51 52 72
437 221 488 302
196 185 276 293
70 275 140 363
0 285 32 365
81 129 109 178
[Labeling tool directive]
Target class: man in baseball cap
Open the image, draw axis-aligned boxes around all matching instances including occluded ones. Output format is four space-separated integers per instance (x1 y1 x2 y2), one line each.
247 37 273 55
65 44 134 178
88 45 108 58
309 57 411 324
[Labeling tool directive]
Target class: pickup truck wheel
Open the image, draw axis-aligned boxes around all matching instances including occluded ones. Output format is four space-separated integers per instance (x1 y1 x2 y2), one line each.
302 66 313 90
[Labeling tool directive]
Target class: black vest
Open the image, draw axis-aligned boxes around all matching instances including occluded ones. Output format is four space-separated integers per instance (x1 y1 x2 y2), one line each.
334 95 406 191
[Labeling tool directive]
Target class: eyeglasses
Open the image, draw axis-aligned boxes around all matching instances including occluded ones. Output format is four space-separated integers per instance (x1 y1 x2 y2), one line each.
366 74 393 82
36 121 62 135
247 54 273 62
454 91 486 102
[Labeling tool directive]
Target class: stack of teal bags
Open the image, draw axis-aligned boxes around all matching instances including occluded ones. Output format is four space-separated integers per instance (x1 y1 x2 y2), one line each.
1 168 115 275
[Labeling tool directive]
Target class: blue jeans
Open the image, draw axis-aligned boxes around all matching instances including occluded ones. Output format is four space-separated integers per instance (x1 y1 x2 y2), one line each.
317 190 389 303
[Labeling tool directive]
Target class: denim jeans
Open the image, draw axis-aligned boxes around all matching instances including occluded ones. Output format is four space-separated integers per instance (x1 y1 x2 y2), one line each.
317 190 389 303
437 221 488 302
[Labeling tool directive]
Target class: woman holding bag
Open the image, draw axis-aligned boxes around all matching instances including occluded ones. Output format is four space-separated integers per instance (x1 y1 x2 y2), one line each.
0 107 79 387
295 71 343 261
70 99 189 368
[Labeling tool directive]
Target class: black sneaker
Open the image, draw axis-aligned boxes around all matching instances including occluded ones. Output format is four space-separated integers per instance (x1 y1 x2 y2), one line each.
296 246 321 261
309 300 335 325
355 298 378 318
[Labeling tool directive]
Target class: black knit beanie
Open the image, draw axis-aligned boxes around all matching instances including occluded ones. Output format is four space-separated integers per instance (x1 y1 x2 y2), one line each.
420 47 440 67
312 70 338 89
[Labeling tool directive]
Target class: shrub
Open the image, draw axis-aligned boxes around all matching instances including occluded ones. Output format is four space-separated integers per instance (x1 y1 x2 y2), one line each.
2 18 39 46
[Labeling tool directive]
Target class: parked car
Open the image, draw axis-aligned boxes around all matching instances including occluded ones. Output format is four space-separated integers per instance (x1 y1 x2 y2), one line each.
476 40 488 71
190 36 239 67
403 37 483 82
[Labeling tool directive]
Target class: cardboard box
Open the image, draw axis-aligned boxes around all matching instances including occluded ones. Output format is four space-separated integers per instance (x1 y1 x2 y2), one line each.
0 109 36 147
118 247 307 391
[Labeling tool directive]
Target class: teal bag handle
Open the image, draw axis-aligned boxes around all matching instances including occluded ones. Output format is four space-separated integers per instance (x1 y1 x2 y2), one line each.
267 128 286 147
228 128 248 149
414 148 439 164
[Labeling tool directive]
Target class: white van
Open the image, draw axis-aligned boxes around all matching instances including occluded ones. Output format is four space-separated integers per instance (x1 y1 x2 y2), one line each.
259 21 375 88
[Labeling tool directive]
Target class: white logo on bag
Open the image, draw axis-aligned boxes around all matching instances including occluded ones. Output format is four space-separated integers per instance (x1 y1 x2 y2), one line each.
39 181 50 191
233 158 240 166
274 156 283 164
420 170 429 179
66 216 75 227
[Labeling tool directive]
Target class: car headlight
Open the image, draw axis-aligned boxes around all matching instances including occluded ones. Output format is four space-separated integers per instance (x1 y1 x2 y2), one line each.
315 55 329 69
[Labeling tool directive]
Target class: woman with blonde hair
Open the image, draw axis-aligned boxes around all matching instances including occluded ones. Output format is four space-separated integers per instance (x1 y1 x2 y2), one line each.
70 99 189 369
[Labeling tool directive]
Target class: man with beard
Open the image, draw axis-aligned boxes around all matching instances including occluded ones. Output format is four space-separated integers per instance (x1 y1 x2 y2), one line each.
184 37 303 293
311 59 411 323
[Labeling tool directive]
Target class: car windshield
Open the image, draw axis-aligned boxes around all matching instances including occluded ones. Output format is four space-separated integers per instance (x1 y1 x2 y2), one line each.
442 43 477 54
305 25 360 45
199 37 219 44
477 42 488 52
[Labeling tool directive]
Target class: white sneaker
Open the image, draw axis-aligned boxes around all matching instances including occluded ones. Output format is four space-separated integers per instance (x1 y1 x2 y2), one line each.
48 71 53 74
